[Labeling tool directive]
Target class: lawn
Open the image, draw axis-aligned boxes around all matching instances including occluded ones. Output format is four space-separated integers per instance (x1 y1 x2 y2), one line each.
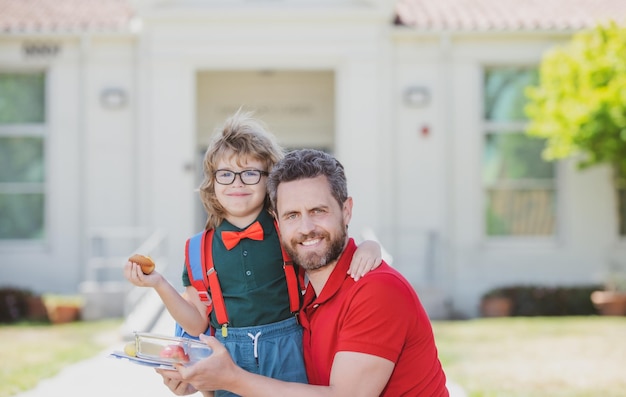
0 319 123 397
1 316 625 397
433 316 626 397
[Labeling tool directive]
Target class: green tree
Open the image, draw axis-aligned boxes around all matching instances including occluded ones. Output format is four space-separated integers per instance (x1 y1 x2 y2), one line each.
525 21 626 234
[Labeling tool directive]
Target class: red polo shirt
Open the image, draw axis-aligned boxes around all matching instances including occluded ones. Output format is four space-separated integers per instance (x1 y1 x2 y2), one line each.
300 239 448 396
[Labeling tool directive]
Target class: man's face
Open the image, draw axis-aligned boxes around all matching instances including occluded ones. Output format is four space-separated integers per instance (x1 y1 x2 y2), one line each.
275 175 352 271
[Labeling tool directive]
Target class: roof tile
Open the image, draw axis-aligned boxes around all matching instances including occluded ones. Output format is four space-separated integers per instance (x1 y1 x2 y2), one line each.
0 0 134 33
395 0 626 32
2 0 625 34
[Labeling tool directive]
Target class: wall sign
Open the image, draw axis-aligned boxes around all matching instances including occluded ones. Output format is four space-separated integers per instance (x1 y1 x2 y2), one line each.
23 42 61 58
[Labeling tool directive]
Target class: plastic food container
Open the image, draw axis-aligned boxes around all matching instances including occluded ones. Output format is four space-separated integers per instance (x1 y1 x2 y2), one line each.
133 332 212 365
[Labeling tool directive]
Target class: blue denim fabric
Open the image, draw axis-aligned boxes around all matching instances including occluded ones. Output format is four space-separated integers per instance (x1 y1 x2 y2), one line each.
214 316 308 397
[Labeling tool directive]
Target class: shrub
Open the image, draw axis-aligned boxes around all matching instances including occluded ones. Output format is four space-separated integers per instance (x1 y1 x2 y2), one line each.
0 287 49 323
481 284 603 316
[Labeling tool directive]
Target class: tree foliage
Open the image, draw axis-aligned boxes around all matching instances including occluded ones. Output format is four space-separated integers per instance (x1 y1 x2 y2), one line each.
525 21 626 179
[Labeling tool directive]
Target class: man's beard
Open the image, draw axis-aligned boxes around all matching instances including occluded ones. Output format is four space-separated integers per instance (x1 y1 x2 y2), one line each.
285 225 347 271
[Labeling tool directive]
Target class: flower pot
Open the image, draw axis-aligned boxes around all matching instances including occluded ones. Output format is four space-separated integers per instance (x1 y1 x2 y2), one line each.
47 305 81 324
480 296 513 317
590 291 626 316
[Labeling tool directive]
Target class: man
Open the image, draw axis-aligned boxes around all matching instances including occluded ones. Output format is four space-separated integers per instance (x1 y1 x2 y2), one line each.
158 149 449 396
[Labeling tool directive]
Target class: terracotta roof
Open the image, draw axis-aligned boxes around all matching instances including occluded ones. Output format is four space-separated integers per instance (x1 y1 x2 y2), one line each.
394 0 626 32
0 0 134 34
2 0 625 34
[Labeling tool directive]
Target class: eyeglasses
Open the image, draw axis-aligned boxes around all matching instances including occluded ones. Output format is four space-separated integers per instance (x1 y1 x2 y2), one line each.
214 169 269 185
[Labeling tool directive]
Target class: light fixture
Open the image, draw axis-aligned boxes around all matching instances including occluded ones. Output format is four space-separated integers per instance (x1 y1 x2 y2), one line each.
403 86 430 107
100 88 128 109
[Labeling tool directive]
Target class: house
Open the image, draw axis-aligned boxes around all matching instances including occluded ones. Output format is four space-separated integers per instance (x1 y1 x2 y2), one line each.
1 0 625 320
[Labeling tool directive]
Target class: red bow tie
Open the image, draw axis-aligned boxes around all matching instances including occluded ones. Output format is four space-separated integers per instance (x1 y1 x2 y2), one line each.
221 221 264 250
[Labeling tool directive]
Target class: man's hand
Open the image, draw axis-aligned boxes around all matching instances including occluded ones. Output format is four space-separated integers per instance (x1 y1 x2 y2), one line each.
157 369 198 396
157 334 239 394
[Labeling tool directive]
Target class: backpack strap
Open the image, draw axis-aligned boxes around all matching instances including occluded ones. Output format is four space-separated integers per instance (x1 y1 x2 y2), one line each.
185 230 213 317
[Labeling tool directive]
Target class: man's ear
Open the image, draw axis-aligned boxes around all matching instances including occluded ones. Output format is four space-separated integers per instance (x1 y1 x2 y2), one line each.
342 196 353 226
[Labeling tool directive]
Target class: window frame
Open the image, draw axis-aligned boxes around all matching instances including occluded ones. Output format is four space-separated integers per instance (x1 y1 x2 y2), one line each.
480 66 562 244
0 70 48 248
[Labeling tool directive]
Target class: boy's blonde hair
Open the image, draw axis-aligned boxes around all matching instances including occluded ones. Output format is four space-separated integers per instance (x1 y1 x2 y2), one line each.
199 109 284 229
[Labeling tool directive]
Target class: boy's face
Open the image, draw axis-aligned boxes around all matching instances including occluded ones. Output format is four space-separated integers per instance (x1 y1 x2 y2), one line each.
215 155 268 228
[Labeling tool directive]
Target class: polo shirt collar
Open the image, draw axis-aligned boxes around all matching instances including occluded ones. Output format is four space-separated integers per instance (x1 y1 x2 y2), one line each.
216 209 274 235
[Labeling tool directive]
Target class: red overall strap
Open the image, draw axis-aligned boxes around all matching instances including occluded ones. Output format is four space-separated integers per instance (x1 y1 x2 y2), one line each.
275 220 302 313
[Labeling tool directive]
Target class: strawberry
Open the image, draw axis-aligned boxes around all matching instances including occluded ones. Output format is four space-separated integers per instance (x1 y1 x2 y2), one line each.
160 344 190 363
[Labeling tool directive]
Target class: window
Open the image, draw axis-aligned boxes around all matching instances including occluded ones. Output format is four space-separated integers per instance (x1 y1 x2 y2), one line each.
483 67 556 237
0 72 46 240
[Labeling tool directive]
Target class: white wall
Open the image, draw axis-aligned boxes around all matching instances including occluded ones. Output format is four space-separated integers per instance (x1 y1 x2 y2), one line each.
392 36 449 288
83 37 137 230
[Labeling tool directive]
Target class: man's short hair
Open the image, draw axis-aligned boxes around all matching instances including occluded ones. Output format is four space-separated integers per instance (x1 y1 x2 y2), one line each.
267 149 348 212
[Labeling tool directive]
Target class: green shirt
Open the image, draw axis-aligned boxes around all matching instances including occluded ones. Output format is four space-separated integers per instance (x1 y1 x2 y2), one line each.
182 210 292 328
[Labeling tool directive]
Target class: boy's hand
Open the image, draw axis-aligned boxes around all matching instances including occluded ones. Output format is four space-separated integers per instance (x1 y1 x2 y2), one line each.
123 260 163 288
348 240 382 281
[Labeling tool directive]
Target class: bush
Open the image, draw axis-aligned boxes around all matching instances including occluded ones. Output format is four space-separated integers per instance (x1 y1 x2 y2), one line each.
481 284 603 316
0 287 49 323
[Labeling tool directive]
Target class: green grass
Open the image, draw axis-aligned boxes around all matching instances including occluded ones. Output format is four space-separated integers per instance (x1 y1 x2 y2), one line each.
2 317 625 397
433 316 626 397
0 319 123 397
